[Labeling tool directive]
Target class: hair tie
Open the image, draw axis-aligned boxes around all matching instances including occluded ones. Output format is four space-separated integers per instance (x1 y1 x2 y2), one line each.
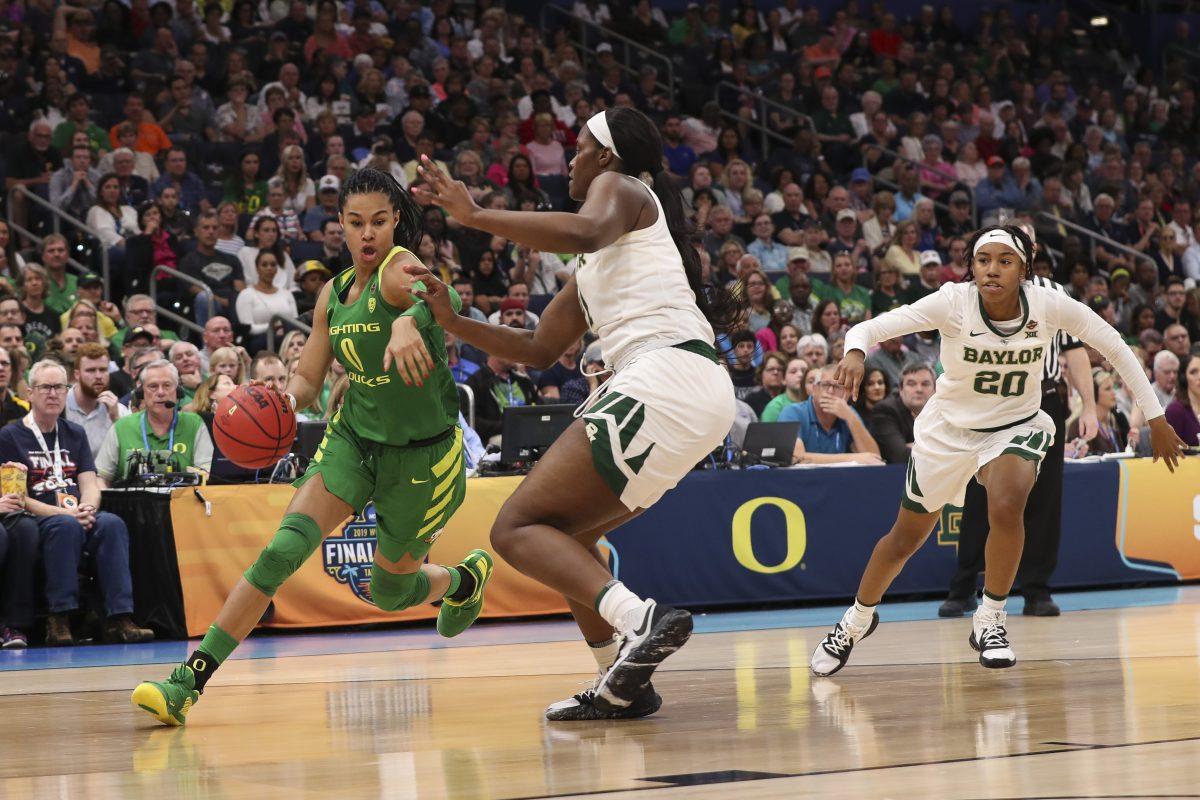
585 111 621 159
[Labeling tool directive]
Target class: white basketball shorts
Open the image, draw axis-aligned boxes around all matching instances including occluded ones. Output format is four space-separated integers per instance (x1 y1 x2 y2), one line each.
902 395 1056 513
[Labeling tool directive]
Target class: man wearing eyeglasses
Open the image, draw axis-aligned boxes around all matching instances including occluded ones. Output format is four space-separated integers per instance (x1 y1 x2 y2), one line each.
0 360 152 646
779 364 883 465
5 121 61 244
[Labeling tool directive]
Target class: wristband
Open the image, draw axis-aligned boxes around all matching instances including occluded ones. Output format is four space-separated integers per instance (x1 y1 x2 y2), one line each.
285 392 297 411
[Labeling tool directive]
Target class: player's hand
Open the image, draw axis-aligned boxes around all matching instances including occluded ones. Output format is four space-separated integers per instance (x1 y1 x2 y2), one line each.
0 493 23 513
1148 415 1186 473
401 264 456 326
383 316 433 387
412 155 480 224
834 350 866 401
1076 409 1099 441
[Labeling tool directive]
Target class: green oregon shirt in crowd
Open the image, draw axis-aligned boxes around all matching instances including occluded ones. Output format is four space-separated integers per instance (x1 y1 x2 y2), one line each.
813 278 872 325
326 246 462 446
45 273 79 316
95 409 214 483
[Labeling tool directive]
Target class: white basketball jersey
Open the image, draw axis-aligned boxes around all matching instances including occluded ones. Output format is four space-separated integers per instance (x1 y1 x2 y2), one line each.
845 281 1163 430
574 175 715 372
933 283 1056 428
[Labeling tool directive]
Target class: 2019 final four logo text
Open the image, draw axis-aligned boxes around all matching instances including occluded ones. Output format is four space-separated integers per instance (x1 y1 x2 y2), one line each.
323 505 378 604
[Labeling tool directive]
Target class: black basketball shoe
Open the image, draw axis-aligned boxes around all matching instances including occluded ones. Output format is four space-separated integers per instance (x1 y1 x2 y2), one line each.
594 600 692 712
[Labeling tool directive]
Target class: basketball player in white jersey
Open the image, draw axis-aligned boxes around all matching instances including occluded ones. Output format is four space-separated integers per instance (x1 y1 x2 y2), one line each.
810 225 1185 676
407 107 743 719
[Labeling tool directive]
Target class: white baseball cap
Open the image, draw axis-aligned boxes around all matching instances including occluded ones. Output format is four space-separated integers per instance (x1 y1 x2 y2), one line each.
919 249 942 267
318 174 340 193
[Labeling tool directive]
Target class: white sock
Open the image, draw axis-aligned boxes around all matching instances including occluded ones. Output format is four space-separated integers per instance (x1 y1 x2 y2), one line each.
848 598 876 629
980 593 1007 615
587 637 618 671
596 581 646 631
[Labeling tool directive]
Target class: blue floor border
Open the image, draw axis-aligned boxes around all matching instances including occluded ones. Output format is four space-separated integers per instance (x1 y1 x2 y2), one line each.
1 585 1192 673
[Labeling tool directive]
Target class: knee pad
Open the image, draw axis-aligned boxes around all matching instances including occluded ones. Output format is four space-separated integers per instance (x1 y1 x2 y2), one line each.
370 567 430 612
244 513 323 597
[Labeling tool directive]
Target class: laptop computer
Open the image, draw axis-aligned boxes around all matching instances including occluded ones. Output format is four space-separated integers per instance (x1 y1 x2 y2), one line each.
500 405 576 464
740 422 800 467
293 420 328 462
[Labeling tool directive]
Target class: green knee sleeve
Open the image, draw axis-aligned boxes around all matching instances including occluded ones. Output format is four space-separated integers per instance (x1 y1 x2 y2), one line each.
370 567 430 612
244 513 324 597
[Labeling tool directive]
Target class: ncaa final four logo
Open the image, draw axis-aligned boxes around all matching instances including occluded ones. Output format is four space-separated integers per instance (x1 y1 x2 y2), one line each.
323 504 378 604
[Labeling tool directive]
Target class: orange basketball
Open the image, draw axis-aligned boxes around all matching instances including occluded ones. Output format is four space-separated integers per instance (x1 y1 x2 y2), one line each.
213 384 298 469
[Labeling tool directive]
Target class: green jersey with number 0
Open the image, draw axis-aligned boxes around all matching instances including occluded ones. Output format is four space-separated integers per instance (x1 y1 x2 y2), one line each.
326 246 461 445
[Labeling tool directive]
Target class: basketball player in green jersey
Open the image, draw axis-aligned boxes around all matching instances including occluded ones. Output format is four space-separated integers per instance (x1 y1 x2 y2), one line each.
132 168 493 727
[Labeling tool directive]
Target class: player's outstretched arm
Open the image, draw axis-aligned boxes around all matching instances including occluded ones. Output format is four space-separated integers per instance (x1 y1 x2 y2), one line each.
405 265 590 370
287 282 335 411
413 156 641 254
1051 291 1186 471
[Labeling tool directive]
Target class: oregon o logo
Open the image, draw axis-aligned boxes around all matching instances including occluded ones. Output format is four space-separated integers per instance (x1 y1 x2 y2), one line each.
731 496 807 574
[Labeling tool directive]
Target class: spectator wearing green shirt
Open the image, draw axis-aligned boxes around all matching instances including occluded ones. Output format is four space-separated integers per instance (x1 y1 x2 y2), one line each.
95 360 213 487
223 150 270 216
51 94 110 156
667 5 707 47
759 354 810 422
39 235 79 316
108 295 180 355
813 253 871 324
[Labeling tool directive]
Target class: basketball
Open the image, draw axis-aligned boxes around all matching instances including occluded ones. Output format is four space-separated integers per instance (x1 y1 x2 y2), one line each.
213 384 297 469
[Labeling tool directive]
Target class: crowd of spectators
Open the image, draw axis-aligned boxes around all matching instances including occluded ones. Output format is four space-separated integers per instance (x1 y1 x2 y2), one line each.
1 1 1200 647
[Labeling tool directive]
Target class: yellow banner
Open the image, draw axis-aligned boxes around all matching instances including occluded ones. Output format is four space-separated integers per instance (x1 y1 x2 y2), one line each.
170 478 569 637
1115 458 1200 580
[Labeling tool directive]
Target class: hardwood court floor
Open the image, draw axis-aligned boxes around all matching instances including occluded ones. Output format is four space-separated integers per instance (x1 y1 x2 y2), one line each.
1 587 1199 800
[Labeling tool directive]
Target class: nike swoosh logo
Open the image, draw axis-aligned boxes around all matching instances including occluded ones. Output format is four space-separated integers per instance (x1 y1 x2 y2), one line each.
411 478 429 484
631 605 653 638
969 331 988 337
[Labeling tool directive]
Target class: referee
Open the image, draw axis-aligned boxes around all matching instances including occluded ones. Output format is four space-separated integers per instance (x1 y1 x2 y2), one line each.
938 263 1099 617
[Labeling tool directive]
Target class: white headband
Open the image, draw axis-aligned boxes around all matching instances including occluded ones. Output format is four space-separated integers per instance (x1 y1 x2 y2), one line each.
972 229 1027 262
586 111 621 159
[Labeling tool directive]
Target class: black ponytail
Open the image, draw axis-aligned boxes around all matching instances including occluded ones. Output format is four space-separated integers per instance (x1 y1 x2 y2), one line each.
962 224 1035 281
605 107 745 334
338 167 423 252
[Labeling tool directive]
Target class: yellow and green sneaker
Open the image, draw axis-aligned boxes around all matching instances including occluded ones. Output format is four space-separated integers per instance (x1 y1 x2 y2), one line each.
131 665 200 727
437 549 493 638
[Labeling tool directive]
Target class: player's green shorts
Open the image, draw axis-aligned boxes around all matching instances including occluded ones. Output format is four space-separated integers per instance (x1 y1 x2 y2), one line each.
294 417 467 563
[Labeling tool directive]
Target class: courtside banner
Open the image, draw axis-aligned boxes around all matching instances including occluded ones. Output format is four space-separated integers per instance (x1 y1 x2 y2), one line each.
170 461 1193 635
170 479 568 637
1114 458 1200 581
605 462 1168 605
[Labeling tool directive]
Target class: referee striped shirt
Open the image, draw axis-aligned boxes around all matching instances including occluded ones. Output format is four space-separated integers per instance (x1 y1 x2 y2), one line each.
1030 275 1082 382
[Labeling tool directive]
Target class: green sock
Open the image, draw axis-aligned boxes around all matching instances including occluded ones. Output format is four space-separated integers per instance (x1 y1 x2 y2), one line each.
186 624 239 693
444 565 462 598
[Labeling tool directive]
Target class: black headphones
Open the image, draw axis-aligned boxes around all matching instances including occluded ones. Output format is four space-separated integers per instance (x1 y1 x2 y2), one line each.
133 380 185 405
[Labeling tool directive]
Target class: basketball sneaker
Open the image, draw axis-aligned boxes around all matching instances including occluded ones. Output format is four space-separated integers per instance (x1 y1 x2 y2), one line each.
437 549 493 638
545 673 662 721
810 607 880 677
131 665 201 727
594 600 692 712
969 608 1016 668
